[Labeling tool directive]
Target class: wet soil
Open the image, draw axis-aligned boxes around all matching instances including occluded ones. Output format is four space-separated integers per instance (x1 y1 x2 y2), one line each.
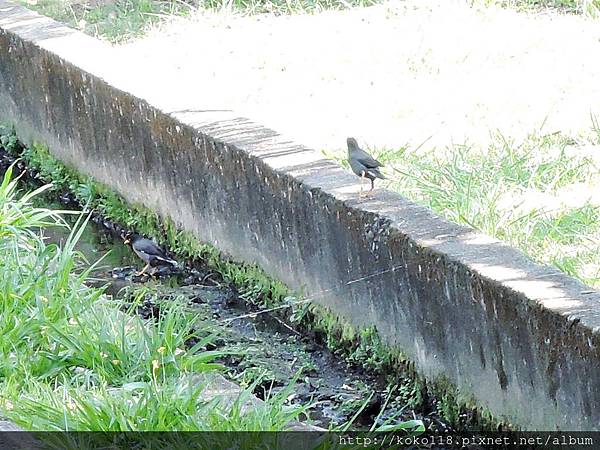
42 220 411 429
0 146 454 431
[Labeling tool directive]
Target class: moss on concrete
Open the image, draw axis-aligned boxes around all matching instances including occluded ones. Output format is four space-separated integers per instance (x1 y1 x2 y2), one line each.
1 126 289 309
295 301 508 430
0 126 507 431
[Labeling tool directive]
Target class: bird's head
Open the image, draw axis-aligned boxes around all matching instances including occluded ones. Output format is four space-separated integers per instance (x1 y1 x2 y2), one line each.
122 231 135 246
347 137 359 153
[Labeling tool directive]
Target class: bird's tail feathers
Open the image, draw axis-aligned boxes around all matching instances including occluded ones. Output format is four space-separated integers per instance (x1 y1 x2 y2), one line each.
155 255 178 266
368 168 386 180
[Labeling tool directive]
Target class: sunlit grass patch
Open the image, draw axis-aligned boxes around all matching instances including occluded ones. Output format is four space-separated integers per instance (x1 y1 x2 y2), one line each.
371 126 600 287
1 374 306 431
474 0 600 16
19 0 196 43
18 0 378 43
19 0 600 46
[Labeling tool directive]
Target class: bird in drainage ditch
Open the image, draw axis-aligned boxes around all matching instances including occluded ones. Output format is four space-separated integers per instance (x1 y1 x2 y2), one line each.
347 137 385 198
123 232 178 276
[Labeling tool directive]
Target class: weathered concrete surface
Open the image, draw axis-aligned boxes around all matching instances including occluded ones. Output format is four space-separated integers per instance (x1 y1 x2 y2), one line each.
0 421 42 450
2 1 600 431
0 420 21 431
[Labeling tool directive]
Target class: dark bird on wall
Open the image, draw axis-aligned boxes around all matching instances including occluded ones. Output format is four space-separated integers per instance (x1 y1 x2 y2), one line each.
123 232 177 276
347 137 385 198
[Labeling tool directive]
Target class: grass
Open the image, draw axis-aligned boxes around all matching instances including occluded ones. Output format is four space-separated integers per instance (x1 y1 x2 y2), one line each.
0 128 432 435
18 0 378 43
0 127 291 310
350 124 600 288
479 0 600 16
0 125 509 431
0 162 309 433
21 0 600 45
19 0 196 43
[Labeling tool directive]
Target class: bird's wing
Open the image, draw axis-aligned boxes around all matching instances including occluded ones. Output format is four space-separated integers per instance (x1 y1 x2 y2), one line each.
355 149 383 168
135 238 168 258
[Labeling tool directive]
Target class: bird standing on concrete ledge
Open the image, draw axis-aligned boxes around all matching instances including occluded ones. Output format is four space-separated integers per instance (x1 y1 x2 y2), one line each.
347 137 385 198
123 232 178 276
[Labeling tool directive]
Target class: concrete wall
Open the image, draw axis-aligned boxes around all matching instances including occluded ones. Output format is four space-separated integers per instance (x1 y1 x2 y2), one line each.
2 1 600 430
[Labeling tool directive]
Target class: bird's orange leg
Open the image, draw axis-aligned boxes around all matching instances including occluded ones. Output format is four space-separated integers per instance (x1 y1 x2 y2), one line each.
136 263 150 276
359 172 365 199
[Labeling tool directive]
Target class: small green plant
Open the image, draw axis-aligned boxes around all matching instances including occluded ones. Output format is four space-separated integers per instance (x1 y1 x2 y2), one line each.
0 162 304 432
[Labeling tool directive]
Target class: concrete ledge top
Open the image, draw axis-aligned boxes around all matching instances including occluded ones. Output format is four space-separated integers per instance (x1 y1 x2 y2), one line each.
2 0 600 430
0 419 22 431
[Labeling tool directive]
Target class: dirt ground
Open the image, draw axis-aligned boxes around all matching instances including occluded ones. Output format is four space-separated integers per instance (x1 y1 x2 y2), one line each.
115 0 600 154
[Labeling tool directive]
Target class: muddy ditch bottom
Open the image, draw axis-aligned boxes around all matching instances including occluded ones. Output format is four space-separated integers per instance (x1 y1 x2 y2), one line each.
0 150 454 432
43 216 409 430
